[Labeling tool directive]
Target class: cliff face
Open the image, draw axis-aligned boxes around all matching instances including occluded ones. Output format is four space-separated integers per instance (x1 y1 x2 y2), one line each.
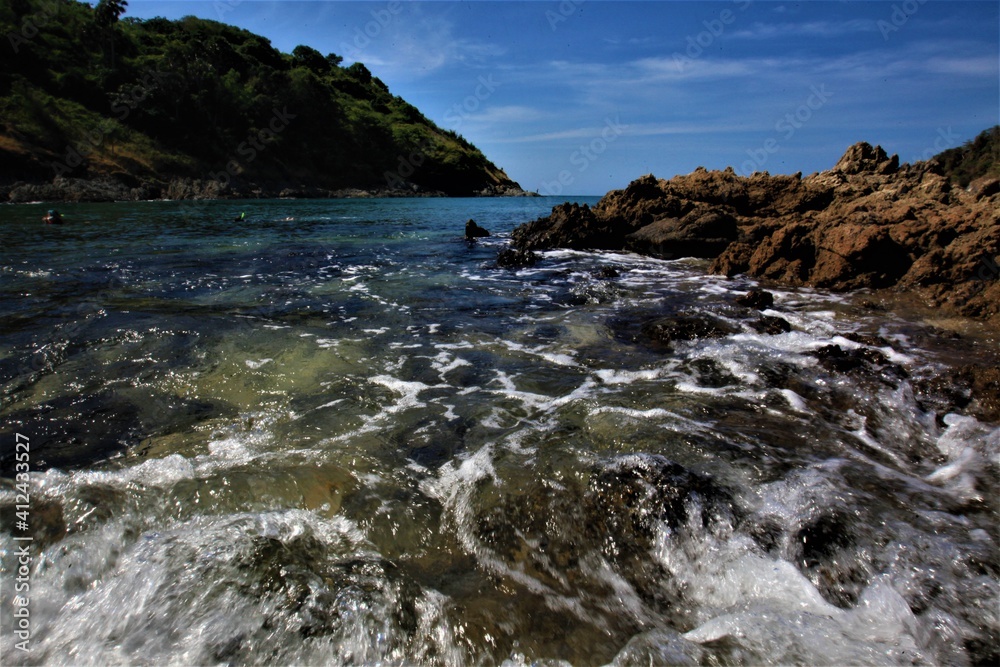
512 136 1000 320
0 1 524 200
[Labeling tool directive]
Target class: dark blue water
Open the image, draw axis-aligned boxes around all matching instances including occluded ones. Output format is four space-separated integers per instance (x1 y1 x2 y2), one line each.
0 198 997 665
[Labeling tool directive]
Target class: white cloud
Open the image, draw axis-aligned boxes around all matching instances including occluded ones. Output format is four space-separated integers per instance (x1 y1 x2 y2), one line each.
731 20 879 40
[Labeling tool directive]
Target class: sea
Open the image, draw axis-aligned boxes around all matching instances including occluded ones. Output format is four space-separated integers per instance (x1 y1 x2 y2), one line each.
0 197 997 666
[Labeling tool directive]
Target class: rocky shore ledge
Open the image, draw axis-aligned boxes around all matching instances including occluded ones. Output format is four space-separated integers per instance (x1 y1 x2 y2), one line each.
510 142 999 322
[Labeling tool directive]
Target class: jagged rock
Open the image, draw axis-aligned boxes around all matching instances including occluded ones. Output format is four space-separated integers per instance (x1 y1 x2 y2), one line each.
465 219 490 239
587 454 738 546
832 142 899 175
511 136 1000 320
511 202 616 251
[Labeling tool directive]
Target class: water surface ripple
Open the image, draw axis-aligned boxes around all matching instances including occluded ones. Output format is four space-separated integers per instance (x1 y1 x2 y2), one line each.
1 199 997 665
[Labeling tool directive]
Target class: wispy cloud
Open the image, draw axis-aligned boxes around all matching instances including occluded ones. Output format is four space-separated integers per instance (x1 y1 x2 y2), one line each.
446 104 548 129
732 20 879 40
348 6 505 77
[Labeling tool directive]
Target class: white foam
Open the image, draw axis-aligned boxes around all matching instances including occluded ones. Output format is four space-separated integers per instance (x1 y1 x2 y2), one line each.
779 389 810 413
499 339 578 367
427 351 472 378
595 367 665 385
925 414 1000 500
245 358 273 369
489 370 595 413
370 375 448 413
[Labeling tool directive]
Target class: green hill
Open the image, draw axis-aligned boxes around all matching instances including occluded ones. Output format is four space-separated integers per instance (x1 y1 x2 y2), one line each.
933 126 1000 188
0 0 524 199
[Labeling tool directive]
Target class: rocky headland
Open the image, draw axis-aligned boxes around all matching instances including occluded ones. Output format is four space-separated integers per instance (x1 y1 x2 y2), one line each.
511 139 1000 323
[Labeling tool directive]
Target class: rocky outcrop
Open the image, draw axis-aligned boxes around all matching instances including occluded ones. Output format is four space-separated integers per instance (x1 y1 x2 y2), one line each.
465 219 491 239
511 142 1000 320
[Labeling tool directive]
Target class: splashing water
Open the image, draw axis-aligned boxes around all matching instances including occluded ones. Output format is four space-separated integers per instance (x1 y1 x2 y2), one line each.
1 198 997 665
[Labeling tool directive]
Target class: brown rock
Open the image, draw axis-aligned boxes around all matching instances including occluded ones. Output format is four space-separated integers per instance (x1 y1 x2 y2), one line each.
625 208 738 258
736 289 775 310
510 134 999 319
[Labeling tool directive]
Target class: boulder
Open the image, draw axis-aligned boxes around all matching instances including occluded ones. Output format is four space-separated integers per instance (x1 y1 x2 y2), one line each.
736 289 775 310
465 218 490 239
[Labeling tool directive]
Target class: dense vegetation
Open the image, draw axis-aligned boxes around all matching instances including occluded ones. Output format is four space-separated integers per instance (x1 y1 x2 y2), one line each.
934 126 1000 187
0 0 518 196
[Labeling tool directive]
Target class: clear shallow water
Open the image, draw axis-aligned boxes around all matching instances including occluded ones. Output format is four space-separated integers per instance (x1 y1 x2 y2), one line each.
0 198 997 666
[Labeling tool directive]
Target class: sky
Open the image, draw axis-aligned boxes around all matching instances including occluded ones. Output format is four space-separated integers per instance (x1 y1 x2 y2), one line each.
122 1 1000 195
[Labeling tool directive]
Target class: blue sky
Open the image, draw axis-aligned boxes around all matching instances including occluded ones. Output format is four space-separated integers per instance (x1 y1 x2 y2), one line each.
123 1 1000 195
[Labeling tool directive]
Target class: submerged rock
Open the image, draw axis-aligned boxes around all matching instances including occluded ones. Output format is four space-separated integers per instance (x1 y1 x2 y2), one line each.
496 247 538 269
592 265 623 279
586 454 739 550
640 315 737 349
809 344 908 384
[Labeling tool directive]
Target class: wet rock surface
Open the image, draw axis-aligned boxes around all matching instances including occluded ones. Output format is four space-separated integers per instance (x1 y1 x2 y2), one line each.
512 141 1000 321
496 247 539 269
736 288 775 310
465 219 491 239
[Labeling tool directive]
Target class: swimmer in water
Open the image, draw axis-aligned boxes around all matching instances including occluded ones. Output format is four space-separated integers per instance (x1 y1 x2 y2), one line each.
43 209 63 224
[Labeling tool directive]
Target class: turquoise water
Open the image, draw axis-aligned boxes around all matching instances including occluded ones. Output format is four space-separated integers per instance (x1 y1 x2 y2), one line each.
0 198 997 665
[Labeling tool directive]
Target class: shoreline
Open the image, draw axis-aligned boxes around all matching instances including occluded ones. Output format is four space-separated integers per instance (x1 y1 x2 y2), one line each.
509 141 1000 325
0 175 540 204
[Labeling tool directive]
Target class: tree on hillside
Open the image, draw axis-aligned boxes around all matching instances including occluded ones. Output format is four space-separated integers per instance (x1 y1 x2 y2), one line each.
94 0 129 67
